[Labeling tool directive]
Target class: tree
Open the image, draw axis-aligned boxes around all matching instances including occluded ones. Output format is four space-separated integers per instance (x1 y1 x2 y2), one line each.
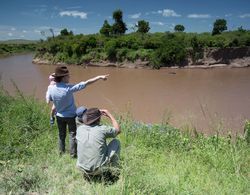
100 20 111 36
49 28 55 39
60 28 73 36
212 19 227 35
174 24 185 32
113 9 123 21
111 9 127 35
136 20 150 34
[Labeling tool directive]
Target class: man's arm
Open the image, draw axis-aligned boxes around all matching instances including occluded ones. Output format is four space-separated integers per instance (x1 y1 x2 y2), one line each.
100 109 121 135
85 75 109 86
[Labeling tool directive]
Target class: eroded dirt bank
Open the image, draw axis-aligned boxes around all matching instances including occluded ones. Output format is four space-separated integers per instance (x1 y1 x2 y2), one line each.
33 47 250 69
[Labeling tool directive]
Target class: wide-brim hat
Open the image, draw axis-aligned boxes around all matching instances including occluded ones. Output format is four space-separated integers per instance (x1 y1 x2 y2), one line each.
83 108 102 125
76 106 87 122
54 66 69 77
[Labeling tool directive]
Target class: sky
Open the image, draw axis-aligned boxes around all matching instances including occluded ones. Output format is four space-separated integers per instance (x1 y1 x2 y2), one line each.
0 0 250 40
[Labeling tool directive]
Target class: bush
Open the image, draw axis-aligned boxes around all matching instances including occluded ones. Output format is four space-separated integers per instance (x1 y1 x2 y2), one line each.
105 39 118 61
190 36 204 64
126 50 138 62
116 48 128 62
150 34 187 68
54 52 68 63
136 49 151 61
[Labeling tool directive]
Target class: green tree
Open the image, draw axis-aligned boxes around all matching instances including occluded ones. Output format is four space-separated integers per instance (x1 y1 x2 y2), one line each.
60 28 73 36
113 9 123 21
212 19 227 35
111 9 127 35
174 24 185 32
100 20 111 36
136 20 150 33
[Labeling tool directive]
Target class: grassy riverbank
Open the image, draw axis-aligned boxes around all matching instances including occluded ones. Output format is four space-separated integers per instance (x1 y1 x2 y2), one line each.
0 88 249 194
0 40 37 57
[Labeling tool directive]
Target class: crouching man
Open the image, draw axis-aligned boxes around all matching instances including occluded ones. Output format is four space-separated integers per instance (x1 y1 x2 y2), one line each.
76 108 121 176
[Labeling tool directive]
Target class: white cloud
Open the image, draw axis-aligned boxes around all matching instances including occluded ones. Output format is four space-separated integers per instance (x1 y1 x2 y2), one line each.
239 14 250 18
11 27 16 31
22 30 27 33
158 9 181 17
151 21 164 26
8 32 13 36
59 10 87 19
188 14 211 19
128 13 141 19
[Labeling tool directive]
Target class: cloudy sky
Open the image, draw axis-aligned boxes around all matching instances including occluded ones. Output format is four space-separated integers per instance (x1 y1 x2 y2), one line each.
0 0 250 40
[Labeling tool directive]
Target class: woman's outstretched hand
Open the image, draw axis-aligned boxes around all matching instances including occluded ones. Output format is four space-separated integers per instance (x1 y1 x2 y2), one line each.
99 74 109 80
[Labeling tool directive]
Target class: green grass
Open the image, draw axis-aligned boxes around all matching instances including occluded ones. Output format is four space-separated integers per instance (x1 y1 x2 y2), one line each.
0 88 249 194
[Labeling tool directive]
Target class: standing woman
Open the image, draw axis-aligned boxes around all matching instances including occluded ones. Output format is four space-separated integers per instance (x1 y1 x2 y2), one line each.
46 65 109 158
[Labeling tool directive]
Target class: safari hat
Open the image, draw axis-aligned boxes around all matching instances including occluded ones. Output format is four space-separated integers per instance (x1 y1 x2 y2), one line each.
83 108 102 125
54 66 69 77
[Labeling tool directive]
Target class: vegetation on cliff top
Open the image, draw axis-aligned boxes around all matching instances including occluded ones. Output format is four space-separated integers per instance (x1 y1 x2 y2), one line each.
32 10 250 69
0 86 249 194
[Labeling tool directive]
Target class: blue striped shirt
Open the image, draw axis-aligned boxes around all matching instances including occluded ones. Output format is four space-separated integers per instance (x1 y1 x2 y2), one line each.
47 81 86 117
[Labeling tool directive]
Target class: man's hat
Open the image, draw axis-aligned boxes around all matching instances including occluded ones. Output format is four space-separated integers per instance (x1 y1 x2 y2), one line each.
83 108 102 125
76 106 87 122
54 66 69 77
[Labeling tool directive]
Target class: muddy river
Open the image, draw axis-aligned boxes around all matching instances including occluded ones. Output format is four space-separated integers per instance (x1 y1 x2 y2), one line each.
1 54 250 135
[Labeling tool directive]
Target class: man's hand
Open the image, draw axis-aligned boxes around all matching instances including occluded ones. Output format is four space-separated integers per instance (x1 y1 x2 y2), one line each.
100 109 110 117
100 109 120 134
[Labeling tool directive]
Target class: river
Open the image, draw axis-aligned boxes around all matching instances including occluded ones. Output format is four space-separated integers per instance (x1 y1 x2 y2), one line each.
0 54 250 135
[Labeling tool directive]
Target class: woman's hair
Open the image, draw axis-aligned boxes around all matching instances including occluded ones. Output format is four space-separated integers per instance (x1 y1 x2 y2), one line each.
54 76 64 83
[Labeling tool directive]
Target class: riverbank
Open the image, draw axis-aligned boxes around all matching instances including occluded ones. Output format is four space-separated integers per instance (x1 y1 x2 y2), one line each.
0 42 36 57
33 47 250 69
32 57 250 69
0 88 249 194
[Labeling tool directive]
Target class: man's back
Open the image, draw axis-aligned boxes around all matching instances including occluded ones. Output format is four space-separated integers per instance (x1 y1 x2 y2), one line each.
76 124 117 172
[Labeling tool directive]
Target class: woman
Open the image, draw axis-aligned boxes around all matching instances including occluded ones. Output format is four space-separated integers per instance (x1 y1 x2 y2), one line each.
46 65 109 158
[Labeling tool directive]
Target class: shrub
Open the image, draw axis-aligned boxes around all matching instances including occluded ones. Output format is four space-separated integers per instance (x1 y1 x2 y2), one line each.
105 40 118 61
150 34 187 68
54 52 67 63
126 50 138 62
116 48 128 62
190 36 204 64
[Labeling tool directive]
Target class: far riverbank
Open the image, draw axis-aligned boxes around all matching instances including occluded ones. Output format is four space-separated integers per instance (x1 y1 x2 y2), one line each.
33 47 250 69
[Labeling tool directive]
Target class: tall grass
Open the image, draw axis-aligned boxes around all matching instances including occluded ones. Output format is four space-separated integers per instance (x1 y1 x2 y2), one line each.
0 88 249 194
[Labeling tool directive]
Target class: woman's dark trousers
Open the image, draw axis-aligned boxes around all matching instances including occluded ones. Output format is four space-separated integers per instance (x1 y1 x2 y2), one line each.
56 116 77 157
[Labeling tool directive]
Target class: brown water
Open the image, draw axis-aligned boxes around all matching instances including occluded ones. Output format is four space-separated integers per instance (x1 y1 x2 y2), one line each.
1 54 250 135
